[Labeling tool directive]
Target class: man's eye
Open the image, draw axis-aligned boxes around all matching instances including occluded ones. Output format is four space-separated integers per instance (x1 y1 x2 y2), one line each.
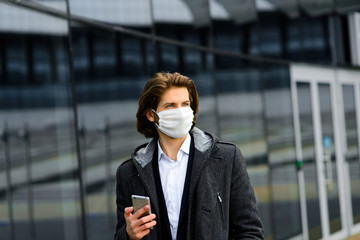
166 104 172 108
183 102 189 106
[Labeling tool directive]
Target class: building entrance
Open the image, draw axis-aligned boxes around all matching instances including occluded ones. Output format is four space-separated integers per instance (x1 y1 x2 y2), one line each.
291 65 360 240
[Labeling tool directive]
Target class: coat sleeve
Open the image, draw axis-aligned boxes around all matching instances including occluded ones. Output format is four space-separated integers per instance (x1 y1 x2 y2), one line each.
114 164 131 240
229 145 264 239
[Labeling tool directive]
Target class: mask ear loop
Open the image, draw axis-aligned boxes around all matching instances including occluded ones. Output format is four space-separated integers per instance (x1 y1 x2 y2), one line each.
151 109 160 127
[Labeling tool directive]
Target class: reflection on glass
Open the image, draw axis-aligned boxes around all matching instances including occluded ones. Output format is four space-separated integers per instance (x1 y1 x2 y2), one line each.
92 33 116 77
30 0 67 12
302 17 329 64
342 85 360 225
264 66 301 239
0 122 11 239
318 83 342 234
152 0 210 44
259 14 282 57
181 49 216 134
286 19 303 61
158 43 180 72
33 38 52 84
0 3 82 240
0 50 2 84
213 21 244 52
69 0 152 30
71 30 154 239
216 57 270 237
72 31 90 81
286 16 331 64
297 82 322 240
119 35 152 77
217 61 265 158
6 37 28 85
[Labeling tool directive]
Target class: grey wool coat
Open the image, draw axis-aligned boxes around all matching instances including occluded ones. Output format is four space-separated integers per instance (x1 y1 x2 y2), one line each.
114 127 264 240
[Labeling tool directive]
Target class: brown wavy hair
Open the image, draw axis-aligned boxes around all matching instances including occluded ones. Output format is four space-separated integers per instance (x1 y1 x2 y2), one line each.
136 72 199 138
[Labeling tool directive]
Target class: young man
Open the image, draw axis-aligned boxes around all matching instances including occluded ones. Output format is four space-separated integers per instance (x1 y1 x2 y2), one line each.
114 72 264 240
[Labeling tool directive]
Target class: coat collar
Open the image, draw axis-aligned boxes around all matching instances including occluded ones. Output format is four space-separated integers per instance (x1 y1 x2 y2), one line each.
132 127 215 168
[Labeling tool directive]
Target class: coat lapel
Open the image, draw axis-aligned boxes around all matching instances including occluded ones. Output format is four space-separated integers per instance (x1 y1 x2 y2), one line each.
186 145 223 240
188 148 210 197
188 144 223 205
134 161 160 217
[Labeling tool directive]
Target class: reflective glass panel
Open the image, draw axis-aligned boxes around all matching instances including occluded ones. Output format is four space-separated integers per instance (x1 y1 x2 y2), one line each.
318 83 342 234
152 0 210 45
286 19 303 61
211 0 258 55
264 65 301 239
342 85 360 225
258 13 283 58
0 3 83 240
28 0 67 12
69 0 152 32
296 82 322 240
215 56 271 238
70 26 155 239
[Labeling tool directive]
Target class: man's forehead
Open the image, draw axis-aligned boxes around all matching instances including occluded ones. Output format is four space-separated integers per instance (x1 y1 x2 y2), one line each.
159 88 190 103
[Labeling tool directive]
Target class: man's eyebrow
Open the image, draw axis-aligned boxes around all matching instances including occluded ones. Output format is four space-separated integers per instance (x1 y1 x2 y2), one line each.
161 102 174 106
162 100 189 105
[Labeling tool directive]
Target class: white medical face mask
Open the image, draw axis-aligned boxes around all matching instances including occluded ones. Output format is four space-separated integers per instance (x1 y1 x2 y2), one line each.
152 107 194 138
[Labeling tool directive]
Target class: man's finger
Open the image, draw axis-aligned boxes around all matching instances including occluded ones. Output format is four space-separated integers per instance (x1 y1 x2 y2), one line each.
139 218 157 230
124 207 133 217
133 205 150 218
138 213 156 225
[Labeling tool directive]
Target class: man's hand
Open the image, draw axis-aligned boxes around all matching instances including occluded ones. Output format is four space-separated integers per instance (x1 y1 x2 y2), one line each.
124 205 157 240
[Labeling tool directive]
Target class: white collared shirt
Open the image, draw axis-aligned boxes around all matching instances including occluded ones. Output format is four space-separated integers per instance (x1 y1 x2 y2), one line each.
157 134 191 240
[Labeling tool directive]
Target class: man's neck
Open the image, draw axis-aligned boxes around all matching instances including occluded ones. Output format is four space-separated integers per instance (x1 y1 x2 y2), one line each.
158 133 188 161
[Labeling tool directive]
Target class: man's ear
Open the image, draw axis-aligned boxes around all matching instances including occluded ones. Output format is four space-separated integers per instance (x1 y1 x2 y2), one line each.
146 110 155 122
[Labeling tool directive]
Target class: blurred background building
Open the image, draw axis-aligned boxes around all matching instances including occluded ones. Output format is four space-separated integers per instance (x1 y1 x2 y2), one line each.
0 0 360 239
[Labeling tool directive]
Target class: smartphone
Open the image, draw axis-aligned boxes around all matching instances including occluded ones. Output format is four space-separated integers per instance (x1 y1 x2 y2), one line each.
131 195 152 218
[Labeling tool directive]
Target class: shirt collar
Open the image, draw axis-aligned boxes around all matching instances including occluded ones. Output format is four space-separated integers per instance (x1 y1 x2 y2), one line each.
157 133 191 161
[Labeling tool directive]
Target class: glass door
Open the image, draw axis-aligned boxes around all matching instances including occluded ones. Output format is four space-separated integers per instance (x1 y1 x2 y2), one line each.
291 65 348 240
338 69 360 236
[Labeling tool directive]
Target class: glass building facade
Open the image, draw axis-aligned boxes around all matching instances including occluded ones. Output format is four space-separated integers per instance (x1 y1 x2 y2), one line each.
0 0 360 239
